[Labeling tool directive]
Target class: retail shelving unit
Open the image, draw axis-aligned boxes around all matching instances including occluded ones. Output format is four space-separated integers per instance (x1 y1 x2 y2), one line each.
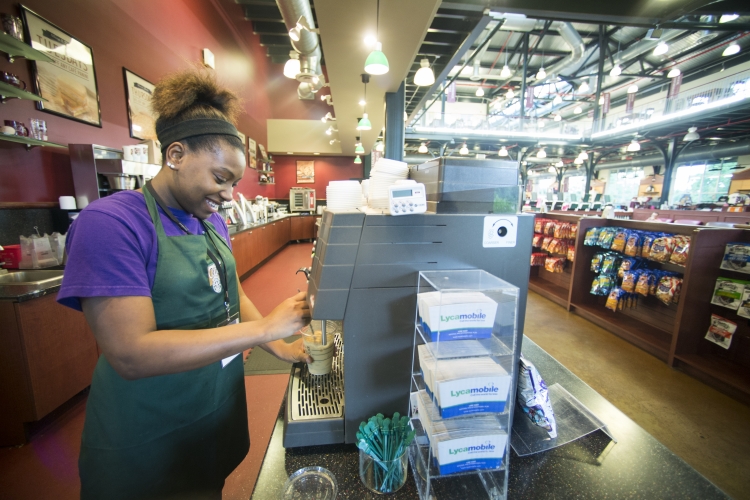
528 213 581 309
409 270 520 500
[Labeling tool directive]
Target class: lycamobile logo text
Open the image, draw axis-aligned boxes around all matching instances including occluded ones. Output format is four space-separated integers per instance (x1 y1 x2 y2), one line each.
450 385 499 398
440 310 486 322
448 442 495 455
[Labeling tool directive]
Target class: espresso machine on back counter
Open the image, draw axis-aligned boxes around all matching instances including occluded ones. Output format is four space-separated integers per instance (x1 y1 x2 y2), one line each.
283 158 533 447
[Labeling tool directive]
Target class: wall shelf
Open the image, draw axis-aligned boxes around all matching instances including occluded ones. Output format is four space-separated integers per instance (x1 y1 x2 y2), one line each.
0 31 54 63
0 81 46 103
0 133 66 150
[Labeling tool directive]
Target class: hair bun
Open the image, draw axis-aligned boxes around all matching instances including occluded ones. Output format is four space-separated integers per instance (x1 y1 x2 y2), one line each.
151 68 241 124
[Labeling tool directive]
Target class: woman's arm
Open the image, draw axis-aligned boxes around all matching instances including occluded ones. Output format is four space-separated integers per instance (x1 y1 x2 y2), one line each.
236 273 312 364
81 289 309 380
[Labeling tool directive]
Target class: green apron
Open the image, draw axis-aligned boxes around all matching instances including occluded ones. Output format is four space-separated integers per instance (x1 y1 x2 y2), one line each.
79 187 248 500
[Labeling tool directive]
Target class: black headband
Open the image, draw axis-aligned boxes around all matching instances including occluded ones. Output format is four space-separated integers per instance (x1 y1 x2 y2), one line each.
156 118 240 153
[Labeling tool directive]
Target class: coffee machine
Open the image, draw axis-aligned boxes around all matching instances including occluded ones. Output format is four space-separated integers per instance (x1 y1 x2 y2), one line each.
283 159 533 447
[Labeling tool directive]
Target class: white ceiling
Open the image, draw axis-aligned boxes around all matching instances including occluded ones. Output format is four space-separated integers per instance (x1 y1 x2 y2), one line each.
314 0 441 155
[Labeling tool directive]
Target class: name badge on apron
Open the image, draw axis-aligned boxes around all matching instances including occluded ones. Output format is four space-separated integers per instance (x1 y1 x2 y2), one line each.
219 317 241 368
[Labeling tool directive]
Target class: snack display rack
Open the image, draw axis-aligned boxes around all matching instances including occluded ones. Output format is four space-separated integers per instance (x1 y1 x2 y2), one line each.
528 213 580 308
408 270 521 500
528 214 750 404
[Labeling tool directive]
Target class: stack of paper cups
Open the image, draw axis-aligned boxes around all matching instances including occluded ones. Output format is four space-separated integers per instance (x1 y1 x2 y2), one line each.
59 196 77 210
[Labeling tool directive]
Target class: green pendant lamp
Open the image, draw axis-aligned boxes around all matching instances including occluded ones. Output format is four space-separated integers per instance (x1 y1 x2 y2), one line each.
355 137 365 155
357 74 372 130
364 0 389 75
354 155 362 164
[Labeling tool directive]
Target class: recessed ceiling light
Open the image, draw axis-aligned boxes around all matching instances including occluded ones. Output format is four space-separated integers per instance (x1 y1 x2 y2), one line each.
314 152 320 155
287 152 294 154
723 43 741 56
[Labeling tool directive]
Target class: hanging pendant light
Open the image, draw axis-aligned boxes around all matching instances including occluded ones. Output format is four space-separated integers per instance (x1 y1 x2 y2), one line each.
506 88 515 99
354 155 362 164
610 64 622 77
653 42 669 56
552 94 563 105
723 43 741 57
413 58 435 86
283 51 301 79
537 148 547 159
357 74 372 130
578 81 590 93
574 105 582 114
355 137 365 154
500 64 511 78
475 86 485 97
375 141 384 152
627 84 639 94
548 166 556 173
365 0 389 75
574 157 583 165
627 139 641 152
498 146 508 157
418 142 428 154
684 127 700 141
554 114 562 122
459 143 469 155
536 67 547 80
579 151 589 160
667 67 681 78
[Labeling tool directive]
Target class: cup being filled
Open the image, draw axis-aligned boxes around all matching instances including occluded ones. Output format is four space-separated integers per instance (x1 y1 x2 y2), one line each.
302 325 335 376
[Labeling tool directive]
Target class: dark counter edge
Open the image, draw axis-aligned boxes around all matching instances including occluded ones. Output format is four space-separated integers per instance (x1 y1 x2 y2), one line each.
249 336 730 500
228 212 317 236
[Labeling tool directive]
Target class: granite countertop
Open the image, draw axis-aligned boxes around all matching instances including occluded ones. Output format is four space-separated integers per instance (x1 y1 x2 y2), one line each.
250 337 728 500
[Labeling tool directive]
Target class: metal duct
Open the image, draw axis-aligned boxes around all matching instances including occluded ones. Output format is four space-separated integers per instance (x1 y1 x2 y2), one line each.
539 22 587 81
610 30 685 71
276 0 323 98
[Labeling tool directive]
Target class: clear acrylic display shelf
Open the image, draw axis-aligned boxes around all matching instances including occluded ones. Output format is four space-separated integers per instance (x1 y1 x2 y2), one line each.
409 270 520 500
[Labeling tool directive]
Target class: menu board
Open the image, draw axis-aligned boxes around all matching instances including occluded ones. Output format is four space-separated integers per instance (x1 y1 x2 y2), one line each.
124 69 156 140
22 6 101 126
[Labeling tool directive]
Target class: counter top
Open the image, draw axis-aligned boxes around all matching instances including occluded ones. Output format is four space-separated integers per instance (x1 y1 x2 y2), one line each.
0 283 61 302
227 212 317 235
250 337 727 500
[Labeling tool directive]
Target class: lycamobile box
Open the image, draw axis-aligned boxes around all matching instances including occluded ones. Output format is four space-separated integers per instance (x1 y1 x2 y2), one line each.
418 291 498 341
436 373 511 418
435 434 508 475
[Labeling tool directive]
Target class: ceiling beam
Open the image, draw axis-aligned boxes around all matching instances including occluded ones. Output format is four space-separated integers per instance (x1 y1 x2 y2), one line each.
242 5 282 22
252 21 286 34
429 17 478 33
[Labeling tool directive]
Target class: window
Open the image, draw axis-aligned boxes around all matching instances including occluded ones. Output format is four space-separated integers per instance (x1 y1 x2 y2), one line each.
604 168 645 205
670 159 736 204
528 175 557 198
565 174 587 200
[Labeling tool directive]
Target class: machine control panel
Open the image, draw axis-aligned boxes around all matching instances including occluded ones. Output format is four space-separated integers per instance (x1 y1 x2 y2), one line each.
388 183 427 216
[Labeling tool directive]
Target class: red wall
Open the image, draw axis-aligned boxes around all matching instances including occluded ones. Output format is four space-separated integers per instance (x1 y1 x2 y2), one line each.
272 155 362 202
0 0 274 202
267 67 334 121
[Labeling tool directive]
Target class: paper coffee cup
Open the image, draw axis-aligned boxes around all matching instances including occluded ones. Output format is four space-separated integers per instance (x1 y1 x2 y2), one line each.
59 196 77 210
123 145 134 161
303 330 335 376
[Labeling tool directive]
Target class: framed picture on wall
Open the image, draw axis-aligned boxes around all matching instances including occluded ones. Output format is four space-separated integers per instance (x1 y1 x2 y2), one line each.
20 5 102 127
296 160 314 184
123 68 156 140
248 137 257 169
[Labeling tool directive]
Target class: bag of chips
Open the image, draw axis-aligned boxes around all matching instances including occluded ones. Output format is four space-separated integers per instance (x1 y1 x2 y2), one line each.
649 236 674 263
611 229 629 252
617 257 637 279
531 252 547 266
624 231 642 257
669 235 691 265
656 276 683 305
567 247 575 263
584 227 601 246
591 274 615 296
517 356 557 438
591 252 605 273
541 236 553 251
621 270 640 293
544 256 565 273
641 233 657 259
605 288 624 312
532 234 545 247
534 218 546 234
601 253 622 274
544 221 556 236
597 228 617 248
635 271 653 297
570 224 578 240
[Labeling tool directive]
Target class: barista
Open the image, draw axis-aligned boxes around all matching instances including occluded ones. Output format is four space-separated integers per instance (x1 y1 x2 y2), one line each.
58 69 311 499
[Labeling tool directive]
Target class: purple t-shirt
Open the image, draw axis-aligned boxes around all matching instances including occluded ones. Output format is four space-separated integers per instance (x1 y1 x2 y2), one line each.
57 191 231 311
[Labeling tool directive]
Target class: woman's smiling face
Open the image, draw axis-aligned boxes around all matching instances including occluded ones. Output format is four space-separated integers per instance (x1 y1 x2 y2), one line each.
168 140 246 219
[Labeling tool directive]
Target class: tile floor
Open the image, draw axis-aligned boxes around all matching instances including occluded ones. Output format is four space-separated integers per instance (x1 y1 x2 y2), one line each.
1 243 748 499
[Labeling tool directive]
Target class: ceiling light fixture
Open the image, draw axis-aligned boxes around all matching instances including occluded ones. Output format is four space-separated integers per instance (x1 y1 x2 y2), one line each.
475 86 485 97
536 67 546 80
321 112 335 123
627 139 641 152
354 155 362 164
499 146 508 157
719 14 739 23
355 140 365 155
359 99 366 105
610 64 622 77
459 143 469 155
357 74 372 131
653 42 669 56
684 126 700 141
283 51 301 79
364 0 389 75
723 43 741 56
418 142 428 154
414 58 435 86
554 114 562 122
375 141 384 152
578 81 590 93
552 94 563 105
627 84 639 94
506 88 515 99
537 148 547 159
500 64 511 78
579 151 589 160
548 166 556 173
574 157 583 165
574 105 582 114
667 67 681 78
288 16 318 42
325 126 338 136
364 34 377 46
329 139 339 145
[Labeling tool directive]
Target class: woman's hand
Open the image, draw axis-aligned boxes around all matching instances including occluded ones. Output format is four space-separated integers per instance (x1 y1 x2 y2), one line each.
260 291 310 342
269 337 312 364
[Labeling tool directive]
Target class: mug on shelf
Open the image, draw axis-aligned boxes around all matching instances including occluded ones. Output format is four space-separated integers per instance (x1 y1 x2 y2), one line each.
1 14 24 41
0 71 26 90
4 120 28 137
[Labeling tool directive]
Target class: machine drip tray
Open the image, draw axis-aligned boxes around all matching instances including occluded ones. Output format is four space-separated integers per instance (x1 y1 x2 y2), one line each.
283 323 346 447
